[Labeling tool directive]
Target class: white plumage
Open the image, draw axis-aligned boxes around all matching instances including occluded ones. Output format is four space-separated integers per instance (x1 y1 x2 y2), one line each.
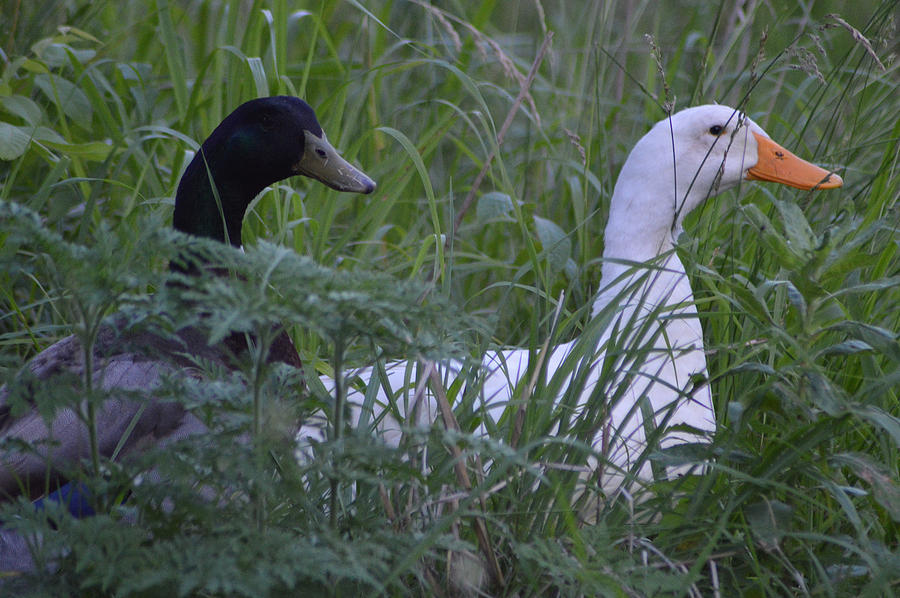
301 104 842 492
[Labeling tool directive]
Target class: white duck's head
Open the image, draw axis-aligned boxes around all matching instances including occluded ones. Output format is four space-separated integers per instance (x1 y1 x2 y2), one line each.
603 104 842 263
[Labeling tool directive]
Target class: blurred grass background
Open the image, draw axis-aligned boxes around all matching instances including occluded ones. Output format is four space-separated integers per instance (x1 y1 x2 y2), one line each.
1 0 898 595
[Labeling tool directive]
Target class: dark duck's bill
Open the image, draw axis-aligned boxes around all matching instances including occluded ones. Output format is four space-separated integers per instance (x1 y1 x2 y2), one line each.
293 130 376 194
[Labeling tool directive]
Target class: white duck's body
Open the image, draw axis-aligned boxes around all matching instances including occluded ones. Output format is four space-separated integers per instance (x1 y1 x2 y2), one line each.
300 105 841 491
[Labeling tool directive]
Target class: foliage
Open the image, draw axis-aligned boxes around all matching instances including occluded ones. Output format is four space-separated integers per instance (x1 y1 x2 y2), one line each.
1 0 898 596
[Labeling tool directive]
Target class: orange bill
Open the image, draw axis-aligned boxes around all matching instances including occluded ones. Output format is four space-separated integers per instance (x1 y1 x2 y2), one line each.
746 132 842 190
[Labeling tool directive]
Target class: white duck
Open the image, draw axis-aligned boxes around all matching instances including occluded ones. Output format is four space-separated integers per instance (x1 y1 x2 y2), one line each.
301 104 842 491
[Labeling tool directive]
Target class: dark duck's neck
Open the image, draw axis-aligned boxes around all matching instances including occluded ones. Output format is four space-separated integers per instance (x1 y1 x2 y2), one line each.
169 97 376 365
172 145 266 246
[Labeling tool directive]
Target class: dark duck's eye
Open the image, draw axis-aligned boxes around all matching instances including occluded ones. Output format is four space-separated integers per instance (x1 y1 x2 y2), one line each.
708 125 725 136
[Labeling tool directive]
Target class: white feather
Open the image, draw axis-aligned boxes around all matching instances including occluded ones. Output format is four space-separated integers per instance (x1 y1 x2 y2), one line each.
300 105 774 492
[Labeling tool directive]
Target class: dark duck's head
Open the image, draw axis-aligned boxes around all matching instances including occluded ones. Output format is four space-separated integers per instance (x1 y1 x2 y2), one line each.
172 96 375 246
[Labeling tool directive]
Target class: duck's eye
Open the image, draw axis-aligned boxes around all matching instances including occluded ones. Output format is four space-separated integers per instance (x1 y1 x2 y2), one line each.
708 125 725 136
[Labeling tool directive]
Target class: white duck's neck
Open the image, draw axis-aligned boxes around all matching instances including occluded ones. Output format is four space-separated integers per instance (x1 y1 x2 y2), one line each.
594 150 690 317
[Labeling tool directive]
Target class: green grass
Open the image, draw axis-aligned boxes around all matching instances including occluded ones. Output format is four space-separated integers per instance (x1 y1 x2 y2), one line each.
1 0 898 595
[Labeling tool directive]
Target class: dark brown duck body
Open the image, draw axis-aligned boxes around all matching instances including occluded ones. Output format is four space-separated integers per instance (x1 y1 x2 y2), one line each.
0 96 376 501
